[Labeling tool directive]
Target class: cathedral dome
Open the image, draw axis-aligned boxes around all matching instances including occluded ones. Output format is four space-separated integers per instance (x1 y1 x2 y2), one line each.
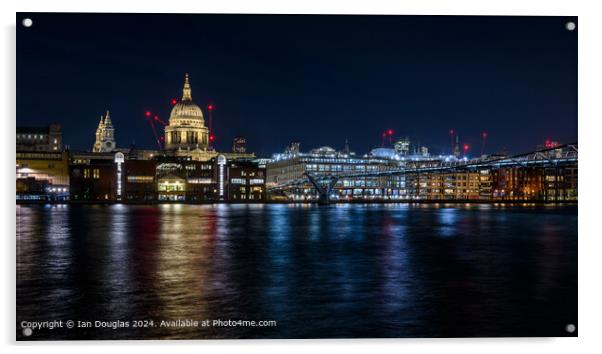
169 73 205 125
170 100 204 120
164 73 210 152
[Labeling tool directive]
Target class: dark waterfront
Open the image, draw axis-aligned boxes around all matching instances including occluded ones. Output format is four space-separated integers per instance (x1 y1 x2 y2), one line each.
16 203 577 340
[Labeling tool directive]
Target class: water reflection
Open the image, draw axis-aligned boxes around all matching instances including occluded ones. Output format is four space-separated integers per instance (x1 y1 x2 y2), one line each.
16 203 577 339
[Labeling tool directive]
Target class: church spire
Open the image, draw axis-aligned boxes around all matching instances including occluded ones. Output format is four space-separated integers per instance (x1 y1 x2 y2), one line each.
104 110 112 125
182 73 192 101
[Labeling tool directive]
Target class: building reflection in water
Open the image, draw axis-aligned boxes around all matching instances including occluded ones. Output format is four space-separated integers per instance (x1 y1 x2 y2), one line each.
153 204 214 338
438 207 459 237
16 203 577 339
103 204 134 320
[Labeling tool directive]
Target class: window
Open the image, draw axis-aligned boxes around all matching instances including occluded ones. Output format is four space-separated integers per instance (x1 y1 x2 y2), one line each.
84 169 90 178
187 178 212 184
128 176 154 183
93 169 100 179
249 178 264 185
230 178 246 184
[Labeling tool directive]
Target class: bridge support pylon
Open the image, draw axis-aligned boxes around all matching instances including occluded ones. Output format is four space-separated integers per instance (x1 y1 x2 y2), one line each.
305 173 339 205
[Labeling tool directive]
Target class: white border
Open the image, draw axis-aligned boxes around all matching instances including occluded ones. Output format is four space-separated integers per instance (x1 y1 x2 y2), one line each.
2 0 600 352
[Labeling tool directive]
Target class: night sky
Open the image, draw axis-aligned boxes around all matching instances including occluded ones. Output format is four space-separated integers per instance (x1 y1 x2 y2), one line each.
17 13 577 156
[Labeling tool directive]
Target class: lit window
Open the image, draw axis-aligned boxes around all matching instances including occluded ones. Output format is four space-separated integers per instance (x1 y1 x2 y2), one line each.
127 176 154 183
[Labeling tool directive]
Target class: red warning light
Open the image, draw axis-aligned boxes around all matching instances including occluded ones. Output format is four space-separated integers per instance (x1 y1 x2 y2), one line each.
145 111 151 117
387 129 393 136
482 132 488 138
208 104 214 111
209 134 215 141
171 99 177 105
463 144 469 151
450 129 454 134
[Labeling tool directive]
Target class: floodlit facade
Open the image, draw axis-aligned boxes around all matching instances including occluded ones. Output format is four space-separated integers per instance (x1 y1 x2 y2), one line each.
266 145 408 201
92 111 116 152
17 123 62 152
164 74 215 161
16 124 69 200
16 151 70 201
68 151 266 202
266 143 577 202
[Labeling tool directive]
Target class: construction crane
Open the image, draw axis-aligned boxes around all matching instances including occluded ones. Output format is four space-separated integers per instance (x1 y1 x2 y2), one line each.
481 131 488 156
208 104 215 149
144 110 167 150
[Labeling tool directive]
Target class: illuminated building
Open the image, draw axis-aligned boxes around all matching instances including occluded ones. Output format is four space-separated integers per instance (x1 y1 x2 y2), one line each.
453 135 461 158
266 142 579 202
267 144 407 201
17 123 62 152
151 156 265 201
232 136 247 153
69 152 266 202
123 159 157 200
16 150 70 201
92 111 116 152
155 157 216 201
491 166 577 201
227 160 266 201
285 141 301 155
17 124 69 200
393 137 410 155
161 74 256 162
164 74 214 161
405 171 489 200
69 157 117 200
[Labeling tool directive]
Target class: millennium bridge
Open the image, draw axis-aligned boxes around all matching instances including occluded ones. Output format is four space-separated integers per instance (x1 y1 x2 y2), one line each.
269 142 578 204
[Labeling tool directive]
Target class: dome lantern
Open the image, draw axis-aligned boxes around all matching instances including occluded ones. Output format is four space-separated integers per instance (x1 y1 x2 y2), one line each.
182 73 192 101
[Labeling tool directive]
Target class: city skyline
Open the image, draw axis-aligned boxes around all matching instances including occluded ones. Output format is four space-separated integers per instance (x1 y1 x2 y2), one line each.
17 14 577 156
15 13 579 341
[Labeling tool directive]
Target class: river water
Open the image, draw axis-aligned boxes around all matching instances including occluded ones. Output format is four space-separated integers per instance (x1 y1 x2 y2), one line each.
16 203 577 339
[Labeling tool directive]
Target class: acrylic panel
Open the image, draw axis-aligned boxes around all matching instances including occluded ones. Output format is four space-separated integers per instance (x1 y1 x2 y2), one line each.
16 13 578 340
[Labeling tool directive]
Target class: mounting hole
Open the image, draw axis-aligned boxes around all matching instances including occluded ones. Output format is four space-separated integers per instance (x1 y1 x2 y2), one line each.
566 21 576 31
566 323 576 333
22 18 33 28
